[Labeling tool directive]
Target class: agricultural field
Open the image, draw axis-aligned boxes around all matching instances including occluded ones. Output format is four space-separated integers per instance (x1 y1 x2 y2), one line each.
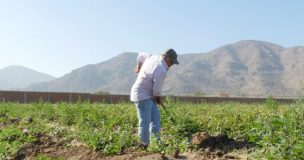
0 98 304 160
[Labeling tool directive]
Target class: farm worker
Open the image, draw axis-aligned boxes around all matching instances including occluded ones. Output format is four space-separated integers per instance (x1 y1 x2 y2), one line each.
130 48 179 148
134 52 152 73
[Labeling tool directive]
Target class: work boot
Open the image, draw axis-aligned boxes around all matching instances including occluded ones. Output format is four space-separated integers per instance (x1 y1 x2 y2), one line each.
137 143 148 150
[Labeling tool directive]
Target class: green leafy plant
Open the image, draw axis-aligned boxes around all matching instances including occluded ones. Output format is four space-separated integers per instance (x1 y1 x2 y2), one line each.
0 100 303 159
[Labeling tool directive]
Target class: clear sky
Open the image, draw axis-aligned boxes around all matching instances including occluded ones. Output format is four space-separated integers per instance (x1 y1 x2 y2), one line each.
0 0 303 77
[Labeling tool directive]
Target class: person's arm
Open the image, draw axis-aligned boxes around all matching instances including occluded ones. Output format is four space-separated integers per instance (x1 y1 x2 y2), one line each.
134 62 142 73
134 52 152 73
153 69 166 105
134 53 144 73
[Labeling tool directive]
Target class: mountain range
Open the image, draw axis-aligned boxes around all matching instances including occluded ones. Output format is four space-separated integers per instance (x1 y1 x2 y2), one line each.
0 65 55 90
12 40 304 97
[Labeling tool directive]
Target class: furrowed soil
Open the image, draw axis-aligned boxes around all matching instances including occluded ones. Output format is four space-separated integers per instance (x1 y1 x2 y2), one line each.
14 132 252 160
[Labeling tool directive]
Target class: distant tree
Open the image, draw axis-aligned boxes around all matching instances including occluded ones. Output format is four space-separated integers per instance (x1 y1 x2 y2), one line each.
219 92 229 97
193 91 205 97
94 90 110 95
240 93 248 97
297 80 304 99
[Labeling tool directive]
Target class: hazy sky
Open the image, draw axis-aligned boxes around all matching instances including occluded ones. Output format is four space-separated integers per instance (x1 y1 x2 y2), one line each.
0 1 303 77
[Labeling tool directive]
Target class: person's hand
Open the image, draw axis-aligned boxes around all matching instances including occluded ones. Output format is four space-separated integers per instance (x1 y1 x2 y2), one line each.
155 96 165 108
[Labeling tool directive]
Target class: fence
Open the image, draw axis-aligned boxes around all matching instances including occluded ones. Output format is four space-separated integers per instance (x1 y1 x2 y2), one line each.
0 90 297 104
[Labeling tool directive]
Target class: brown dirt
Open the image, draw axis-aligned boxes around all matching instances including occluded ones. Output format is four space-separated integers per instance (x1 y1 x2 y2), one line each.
14 133 103 160
0 117 21 129
13 132 253 160
13 133 164 160
192 132 254 152
188 132 254 159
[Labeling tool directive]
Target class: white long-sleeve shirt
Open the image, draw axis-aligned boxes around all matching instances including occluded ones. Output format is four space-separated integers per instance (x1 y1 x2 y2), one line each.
130 55 168 102
137 52 152 65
